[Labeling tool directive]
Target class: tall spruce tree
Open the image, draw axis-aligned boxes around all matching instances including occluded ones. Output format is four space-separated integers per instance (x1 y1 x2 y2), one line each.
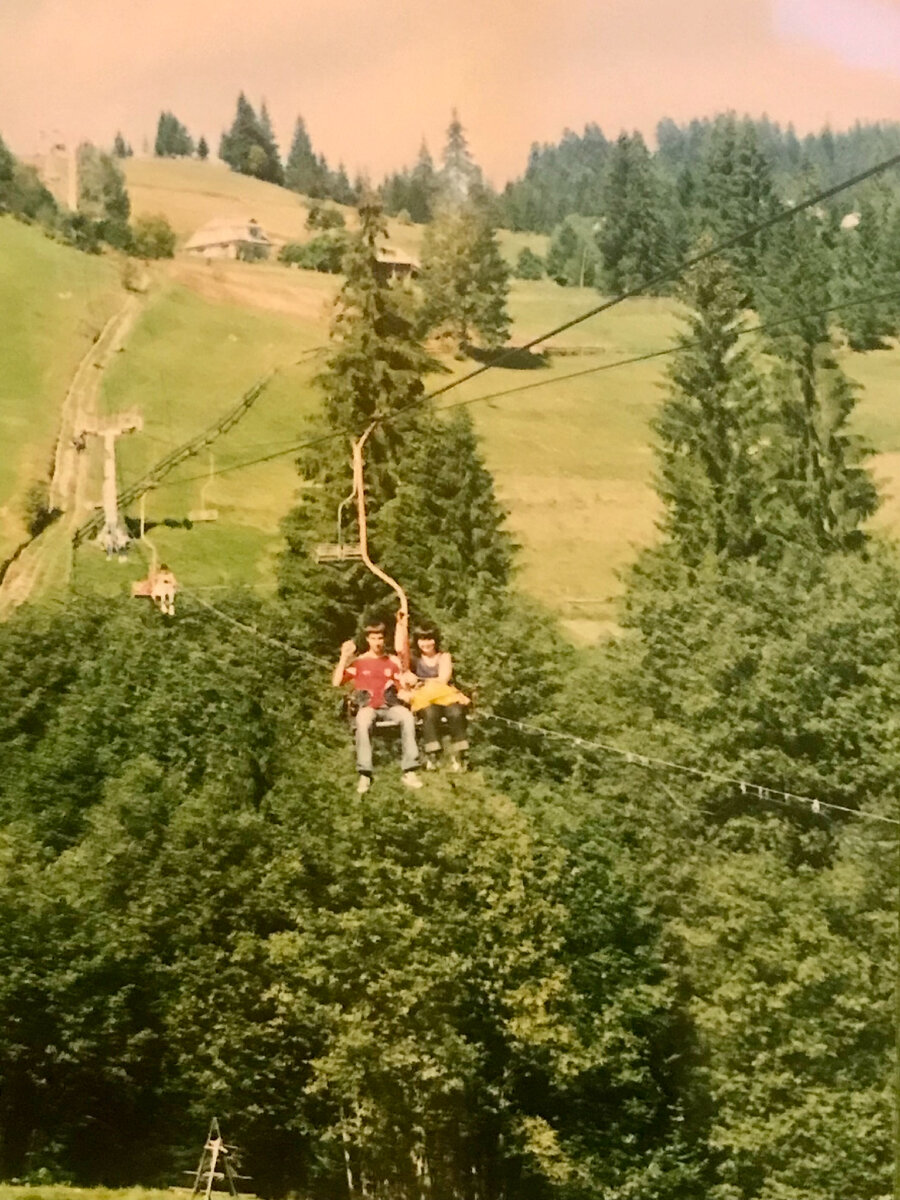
756 210 878 553
420 198 510 349
439 109 481 204
598 132 672 293
219 93 283 185
654 245 774 563
693 116 781 292
279 202 510 643
284 115 327 197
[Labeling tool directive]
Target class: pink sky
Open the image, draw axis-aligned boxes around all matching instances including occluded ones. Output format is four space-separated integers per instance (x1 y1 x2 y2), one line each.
1 0 900 184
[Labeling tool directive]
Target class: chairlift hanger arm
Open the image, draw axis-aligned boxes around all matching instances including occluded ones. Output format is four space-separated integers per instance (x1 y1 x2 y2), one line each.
353 421 410 668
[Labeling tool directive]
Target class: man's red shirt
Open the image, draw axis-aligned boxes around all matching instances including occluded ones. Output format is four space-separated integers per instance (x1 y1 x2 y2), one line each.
343 654 402 709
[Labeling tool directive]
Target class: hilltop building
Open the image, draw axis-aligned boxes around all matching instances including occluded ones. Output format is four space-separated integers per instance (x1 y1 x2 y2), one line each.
374 246 420 281
184 217 272 261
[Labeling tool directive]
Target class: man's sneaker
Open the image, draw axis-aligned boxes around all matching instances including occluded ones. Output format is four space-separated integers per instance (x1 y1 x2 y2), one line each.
450 756 467 773
424 756 439 772
357 774 372 794
402 771 424 790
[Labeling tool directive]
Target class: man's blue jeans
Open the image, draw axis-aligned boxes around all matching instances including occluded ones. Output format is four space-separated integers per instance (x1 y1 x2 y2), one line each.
355 705 419 774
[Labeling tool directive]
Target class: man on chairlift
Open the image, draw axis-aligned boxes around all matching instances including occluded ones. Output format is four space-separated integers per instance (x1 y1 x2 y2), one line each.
332 620 423 794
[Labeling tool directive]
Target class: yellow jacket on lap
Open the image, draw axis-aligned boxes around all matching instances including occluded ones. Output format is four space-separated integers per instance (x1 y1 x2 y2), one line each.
409 679 471 712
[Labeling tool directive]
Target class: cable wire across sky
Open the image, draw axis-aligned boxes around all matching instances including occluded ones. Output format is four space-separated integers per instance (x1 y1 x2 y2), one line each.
125 147 900 834
86 146 900 508
155 278 900 493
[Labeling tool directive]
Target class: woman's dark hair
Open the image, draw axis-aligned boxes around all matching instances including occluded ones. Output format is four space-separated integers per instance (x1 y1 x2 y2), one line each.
415 626 440 646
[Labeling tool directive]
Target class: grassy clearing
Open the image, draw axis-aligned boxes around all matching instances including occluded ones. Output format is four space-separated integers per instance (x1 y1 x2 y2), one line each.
0 218 122 560
85 258 900 638
91 273 327 592
0 1189 187 1200
124 157 316 245
84 264 672 621
123 157 547 266
8 162 900 639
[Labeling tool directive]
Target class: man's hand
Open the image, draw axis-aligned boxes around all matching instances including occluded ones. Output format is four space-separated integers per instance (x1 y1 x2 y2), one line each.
332 639 358 687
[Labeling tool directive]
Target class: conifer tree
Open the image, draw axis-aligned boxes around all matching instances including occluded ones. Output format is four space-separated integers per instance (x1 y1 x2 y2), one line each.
76 143 131 247
546 216 600 286
420 198 510 349
771 358 878 553
153 111 193 157
279 202 510 643
834 197 895 348
756 210 878 552
197 135 209 161
654 245 774 564
439 109 481 204
408 140 438 222
755 209 832 367
377 409 513 617
693 115 781 291
258 100 275 144
515 246 544 279
598 132 672 293
278 202 439 638
331 163 356 206
219 93 283 184
284 115 326 197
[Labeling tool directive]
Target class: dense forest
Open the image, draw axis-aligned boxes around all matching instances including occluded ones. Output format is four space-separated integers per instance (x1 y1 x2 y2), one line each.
3 106 900 1199
2 157 899 1199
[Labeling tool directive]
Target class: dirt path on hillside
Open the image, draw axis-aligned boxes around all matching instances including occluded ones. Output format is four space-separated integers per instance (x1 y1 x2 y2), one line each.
0 295 143 617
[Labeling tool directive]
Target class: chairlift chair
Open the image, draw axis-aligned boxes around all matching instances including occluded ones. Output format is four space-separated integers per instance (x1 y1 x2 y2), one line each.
188 453 220 523
132 564 178 616
131 498 177 615
314 480 363 563
326 426 476 765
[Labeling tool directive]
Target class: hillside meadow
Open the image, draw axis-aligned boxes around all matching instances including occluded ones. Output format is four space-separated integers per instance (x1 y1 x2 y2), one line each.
0 220 122 561
3 158 900 636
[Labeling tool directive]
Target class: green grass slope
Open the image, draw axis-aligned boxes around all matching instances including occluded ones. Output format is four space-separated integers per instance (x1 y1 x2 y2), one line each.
7 161 900 640
123 157 547 264
0 218 122 561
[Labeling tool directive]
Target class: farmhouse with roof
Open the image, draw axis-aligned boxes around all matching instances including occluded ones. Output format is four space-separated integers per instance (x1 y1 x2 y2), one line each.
374 246 420 281
184 217 272 261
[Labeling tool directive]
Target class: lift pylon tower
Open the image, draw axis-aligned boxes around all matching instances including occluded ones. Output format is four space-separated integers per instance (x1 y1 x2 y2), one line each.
80 410 142 556
188 1117 247 1200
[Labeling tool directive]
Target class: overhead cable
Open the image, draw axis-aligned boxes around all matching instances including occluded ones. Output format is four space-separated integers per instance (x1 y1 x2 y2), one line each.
418 148 900 407
182 590 898 829
154 279 900 492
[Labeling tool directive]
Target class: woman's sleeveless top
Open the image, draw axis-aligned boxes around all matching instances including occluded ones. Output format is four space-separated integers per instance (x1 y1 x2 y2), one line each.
413 656 441 680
